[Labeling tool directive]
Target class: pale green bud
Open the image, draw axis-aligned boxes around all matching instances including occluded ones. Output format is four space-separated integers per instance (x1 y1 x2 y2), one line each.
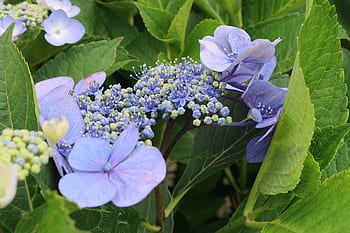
42 116 69 145
0 163 17 209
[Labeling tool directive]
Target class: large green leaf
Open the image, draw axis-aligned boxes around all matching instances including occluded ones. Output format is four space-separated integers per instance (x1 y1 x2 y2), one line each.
34 38 122 83
96 0 137 25
246 13 305 73
182 19 222 62
262 170 350 232
194 0 231 25
257 55 315 195
322 140 350 180
0 26 38 131
14 192 87 233
309 124 350 170
70 203 141 233
72 0 139 46
242 0 305 27
299 0 348 127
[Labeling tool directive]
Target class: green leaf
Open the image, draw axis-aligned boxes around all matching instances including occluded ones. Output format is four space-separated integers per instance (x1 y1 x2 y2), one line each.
34 38 122 83
14 192 86 233
245 13 305 73
194 0 231 25
182 19 222 62
291 154 321 198
72 0 139 46
106 46 137 75
257 55 315 195
299 0 348 127
125 32 166 69
0 176 45 233
135 0 194 58
342 48 350 98
309 124 350 170
262 170 350 232
96 0 137 25
0 25 38 131
322 140 350 180
70 203 141 233
242 0 305 27
214 0 242 27
173 123 258 198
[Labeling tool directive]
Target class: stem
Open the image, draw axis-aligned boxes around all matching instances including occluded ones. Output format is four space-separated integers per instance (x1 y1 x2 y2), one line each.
164 186 191 218
139 221 161 232
24 178 33 211
160 119 175 154
155 184 165 232
224 168 240 194
215 216 245 233
240 158 247 192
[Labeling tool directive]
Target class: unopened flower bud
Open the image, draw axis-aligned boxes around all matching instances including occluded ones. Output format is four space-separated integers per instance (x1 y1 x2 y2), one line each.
42 116 69 145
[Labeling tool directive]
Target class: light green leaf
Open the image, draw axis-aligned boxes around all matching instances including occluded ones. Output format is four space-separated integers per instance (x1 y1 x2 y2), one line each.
70 203 141 233
182 19 222 62
214 0 242 27
322 140 350 181
309 124 350 170
242 0 305 27
291 154 320 198
258 55 315 195
299 0 348 127
194 0 231 25
14 192 87 233
96 0 137 25
342 48 350 98
246 13 305 73
106 46 137 75
262 170 350 232
34 38 122 83
0 25 38 131
72 0 139 46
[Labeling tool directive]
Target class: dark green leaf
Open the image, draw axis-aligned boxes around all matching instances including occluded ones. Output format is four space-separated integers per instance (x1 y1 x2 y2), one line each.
322 140 350 180
0 25 38 131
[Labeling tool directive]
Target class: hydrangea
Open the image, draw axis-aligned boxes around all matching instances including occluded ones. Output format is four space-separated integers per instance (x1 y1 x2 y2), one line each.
41 0 80 17
35 72 106 175
58 124 166 208
199 25 280 85
242 80 287 163
0 16 26 40
43 9 85 46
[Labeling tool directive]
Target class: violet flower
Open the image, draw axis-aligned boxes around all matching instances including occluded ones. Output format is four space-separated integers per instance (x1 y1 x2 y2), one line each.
35 72 106 175
0 16 26 41
43 9 85 46
242 80 287 163
199 25 280 84
58 124 166 208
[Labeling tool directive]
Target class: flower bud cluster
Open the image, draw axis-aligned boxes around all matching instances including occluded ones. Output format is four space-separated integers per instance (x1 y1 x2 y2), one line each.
0 128 53 180
75 58 232 144
0 2 48 28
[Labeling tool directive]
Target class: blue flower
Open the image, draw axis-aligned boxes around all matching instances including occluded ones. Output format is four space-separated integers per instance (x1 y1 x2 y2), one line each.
0 16 26 41
242 80 287 163
43 9 85 46
58 124 166 208
199 25 280 84
35 73 106 175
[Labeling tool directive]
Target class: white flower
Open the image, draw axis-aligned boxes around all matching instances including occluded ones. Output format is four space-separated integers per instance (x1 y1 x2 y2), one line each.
0 163 17 209
43 0 80 17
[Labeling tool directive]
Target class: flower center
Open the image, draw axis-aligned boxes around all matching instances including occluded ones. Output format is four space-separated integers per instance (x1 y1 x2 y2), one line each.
103 162 112 172
257 102 274 118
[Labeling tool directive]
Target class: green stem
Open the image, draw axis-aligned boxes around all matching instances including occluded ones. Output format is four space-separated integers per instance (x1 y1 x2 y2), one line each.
224 168 240 194
240 158 248 193
24 178 33 211
164 186 191 218
139 221 161 232
215 216 245 233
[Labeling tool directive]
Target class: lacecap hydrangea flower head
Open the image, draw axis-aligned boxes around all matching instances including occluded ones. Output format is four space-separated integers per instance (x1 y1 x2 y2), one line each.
0 16 26 41
199 25 280 85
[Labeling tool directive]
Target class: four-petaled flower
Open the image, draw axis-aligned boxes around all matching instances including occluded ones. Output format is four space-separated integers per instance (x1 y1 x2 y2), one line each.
199 25 280 85
43 9 85 46
35 72 106 175
58 124 166 208
41 0 81 17
242 80 286 163
0 16 26 41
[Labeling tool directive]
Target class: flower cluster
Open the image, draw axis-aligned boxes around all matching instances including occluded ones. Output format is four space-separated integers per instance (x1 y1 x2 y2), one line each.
0 128 53 180
75 58 232 147
200 26 287 163
0 0 84 46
